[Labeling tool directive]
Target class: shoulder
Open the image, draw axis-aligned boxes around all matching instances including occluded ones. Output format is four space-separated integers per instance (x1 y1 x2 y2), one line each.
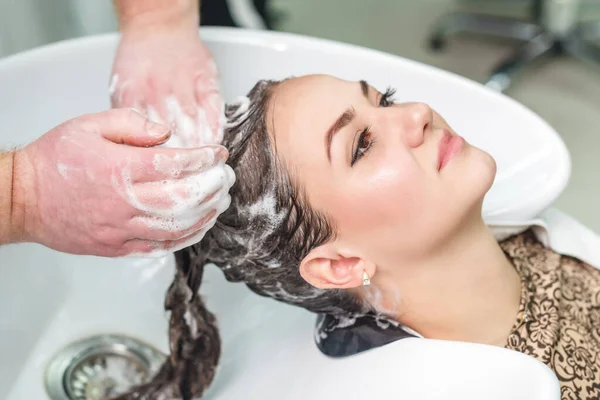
501 229 597 272
500 229 557 260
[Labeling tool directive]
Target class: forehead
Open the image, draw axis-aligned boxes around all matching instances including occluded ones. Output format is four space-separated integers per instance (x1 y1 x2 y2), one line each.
270 75 356 112
268 75 360 152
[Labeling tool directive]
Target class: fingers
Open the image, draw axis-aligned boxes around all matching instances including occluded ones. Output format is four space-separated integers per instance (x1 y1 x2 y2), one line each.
110 66 224 148
125 228 216 257
121 164 234 256
144 77 170 124
142 92 210 148
110 76 148 113
129 163 233 217
123 210 220 257
127 179 218 217
89 108 172 147
164 96 199 148
158 225 217 253
144 75 224 147
131 209 218 242
172 77 198 120
195 73 224 144
127 145 229 183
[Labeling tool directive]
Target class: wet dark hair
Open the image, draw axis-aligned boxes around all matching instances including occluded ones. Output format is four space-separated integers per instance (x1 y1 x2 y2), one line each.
116 80 372 400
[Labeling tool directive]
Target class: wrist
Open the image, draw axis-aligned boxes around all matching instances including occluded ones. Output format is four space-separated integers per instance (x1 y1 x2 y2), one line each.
116 0 200 34
0 152 14 244
5 149 36 244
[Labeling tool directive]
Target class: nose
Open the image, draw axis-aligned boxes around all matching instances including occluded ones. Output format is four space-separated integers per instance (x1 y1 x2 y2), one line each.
393 102 432 148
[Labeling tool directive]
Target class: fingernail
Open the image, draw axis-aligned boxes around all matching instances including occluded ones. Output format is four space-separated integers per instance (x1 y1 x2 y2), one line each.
214 145 228 160
129 107 146 117
194 145 228 162
204 146 228 164
197 209 217 226
147 120 171 138
184 105 198 118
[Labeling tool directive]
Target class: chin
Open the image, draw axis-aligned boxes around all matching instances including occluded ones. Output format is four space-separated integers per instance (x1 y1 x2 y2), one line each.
480 150 497 188
459 146 496 204
473 157 497 214
454 143 496 179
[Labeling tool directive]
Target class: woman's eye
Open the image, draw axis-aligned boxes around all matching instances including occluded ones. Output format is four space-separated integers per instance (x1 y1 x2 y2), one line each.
351 127 374 166
358 131 371 151
379 97 392 107
379 87 396 107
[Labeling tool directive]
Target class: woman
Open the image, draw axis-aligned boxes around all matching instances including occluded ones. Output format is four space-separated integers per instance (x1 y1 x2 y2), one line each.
118 75 600 400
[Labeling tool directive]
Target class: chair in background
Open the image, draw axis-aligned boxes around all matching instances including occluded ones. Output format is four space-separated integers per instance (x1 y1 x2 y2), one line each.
429 0 600 92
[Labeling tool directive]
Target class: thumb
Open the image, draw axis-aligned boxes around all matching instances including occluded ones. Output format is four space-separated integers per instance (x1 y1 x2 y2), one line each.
93 108 172 147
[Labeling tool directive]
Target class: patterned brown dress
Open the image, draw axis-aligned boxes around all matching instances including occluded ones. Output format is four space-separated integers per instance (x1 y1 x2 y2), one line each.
502 230 600 399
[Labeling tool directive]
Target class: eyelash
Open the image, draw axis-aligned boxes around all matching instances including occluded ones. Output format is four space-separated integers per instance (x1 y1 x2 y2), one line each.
380 87 396 107
351 87 396 166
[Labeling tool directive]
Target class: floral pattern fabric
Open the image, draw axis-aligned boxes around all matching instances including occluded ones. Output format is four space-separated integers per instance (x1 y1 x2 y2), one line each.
502 230 600 399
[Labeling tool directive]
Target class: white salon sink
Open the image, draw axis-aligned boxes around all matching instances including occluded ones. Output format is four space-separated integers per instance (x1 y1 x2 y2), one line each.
0 28 565 399
0 244 172 398
0 242 315 400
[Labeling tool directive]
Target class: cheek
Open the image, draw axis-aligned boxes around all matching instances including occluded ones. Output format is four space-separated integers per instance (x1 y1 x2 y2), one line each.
332 157 431 241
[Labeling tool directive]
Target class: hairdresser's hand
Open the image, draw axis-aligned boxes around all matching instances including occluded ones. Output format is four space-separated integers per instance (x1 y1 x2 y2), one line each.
11 109 234 257
110 22 224 148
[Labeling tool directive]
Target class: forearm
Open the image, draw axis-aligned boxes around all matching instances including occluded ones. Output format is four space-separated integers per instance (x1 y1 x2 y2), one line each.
114 0 200 32
0 151 15 244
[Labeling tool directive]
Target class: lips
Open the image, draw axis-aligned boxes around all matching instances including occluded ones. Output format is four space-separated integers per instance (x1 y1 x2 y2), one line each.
438 129 465 171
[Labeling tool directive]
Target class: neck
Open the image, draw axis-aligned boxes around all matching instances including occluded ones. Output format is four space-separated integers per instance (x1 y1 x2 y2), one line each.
375 213 521 346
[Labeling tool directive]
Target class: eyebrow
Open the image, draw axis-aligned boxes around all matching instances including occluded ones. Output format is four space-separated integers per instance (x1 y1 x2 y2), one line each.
360 80 369 97
325 80 371 162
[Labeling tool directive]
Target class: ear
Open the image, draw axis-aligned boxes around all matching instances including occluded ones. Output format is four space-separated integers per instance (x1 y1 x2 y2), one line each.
299 242 376 289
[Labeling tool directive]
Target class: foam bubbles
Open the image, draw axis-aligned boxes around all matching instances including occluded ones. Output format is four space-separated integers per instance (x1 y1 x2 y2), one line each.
56 163 69 179
113 150 234 257
244 191 285 229
158 95 223 148
184 309 199 339
152 150 217 179
146 105 164 124
333 315 358 329
314 317 328 344
108 74 119 97
225 96 251 127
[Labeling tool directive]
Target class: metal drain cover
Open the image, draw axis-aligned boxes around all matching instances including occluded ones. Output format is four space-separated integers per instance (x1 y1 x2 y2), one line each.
45 334 166 400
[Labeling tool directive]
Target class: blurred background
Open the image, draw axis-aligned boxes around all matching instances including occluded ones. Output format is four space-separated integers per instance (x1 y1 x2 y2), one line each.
1 0 600 229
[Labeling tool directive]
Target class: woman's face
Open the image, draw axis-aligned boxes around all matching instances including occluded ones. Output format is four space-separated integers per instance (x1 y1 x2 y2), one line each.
268 75 496 271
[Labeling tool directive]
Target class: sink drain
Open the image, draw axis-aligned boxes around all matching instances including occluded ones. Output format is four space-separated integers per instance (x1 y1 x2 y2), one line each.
45 334 166 400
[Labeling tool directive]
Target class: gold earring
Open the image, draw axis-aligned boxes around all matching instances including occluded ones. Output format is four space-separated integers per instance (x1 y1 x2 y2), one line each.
362 270 371 286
